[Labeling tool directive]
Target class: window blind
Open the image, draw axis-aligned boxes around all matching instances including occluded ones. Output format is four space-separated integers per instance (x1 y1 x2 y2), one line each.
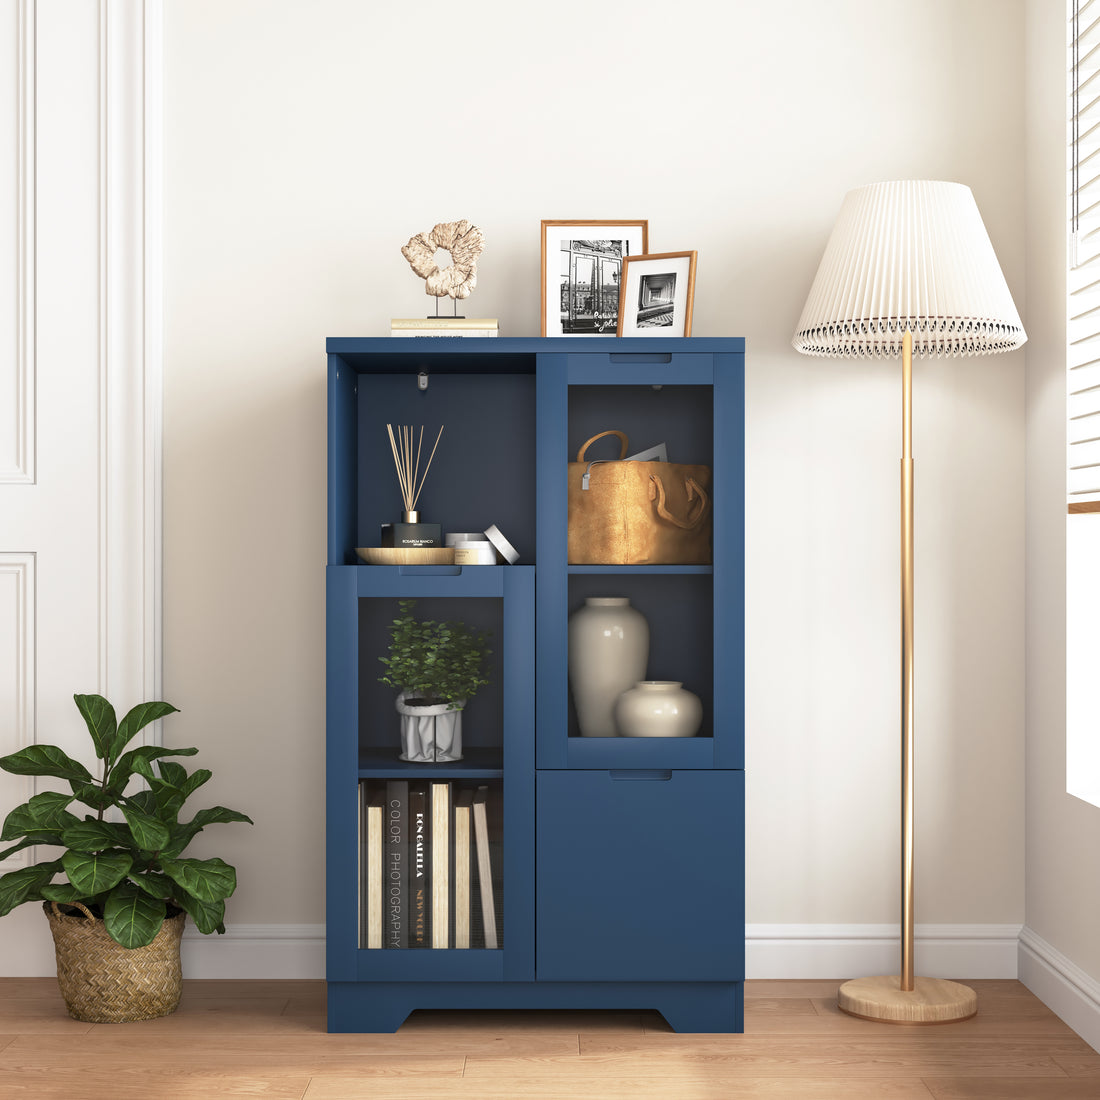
1070 0 1100 511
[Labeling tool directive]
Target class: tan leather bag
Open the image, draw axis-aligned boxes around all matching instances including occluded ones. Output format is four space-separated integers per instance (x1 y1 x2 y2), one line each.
567 430 712 565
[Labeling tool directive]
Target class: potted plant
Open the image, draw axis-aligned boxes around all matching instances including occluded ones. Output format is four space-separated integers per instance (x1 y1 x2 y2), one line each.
378 599 492 762
0 694 252 1022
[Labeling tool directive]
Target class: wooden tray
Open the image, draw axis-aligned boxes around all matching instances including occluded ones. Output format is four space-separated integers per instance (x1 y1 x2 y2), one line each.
355 547 456 565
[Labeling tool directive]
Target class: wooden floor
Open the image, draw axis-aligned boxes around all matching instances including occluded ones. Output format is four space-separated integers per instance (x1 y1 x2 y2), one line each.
2 978 1099 1099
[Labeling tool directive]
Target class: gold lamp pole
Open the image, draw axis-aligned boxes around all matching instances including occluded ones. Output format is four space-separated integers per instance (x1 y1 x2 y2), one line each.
900 329 915 996
792 181 1026 1025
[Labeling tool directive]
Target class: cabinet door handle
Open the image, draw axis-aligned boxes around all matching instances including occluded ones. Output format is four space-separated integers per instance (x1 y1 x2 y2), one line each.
609 769 672 781
608 353 672 364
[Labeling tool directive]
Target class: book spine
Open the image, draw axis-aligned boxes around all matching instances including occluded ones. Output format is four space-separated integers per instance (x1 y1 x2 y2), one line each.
453 789 473 950
384 780 408 948
431 781 451 949
366 792 384 949
472 786 498 949
409 784 429 948
390 318 499 330
389 329 499 338
358 781 365 948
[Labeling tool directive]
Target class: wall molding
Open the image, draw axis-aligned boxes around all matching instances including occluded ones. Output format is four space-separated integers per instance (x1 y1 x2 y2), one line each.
98 0 164 713
746 922 1022 980
181 923 326 980
174 922 1024 982
2 0 34 485
0 553 35 870
1019 925 1100 1054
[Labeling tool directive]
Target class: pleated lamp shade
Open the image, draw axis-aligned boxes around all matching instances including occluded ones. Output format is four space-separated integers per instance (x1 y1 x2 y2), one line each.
792 180 1026 358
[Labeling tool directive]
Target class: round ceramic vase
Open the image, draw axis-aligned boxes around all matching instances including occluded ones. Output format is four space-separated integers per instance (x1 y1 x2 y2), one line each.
613 680 703 738
568 597 649 737
396 693 464 762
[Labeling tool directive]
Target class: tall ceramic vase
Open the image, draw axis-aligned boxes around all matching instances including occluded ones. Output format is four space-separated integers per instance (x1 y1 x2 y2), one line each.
568 597 649 737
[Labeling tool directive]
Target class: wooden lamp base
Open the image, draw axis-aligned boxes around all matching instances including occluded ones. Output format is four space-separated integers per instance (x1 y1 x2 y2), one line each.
838 975 977 1024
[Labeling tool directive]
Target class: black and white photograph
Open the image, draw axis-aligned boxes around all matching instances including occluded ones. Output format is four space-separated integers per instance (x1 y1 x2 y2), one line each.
540 221 648 336
617 251 697 337
637 272 678 327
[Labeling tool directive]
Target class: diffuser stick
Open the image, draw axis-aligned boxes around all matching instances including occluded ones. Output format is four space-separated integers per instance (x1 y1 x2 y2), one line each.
386 424 412 512
412 426 444 509
385 423 443 515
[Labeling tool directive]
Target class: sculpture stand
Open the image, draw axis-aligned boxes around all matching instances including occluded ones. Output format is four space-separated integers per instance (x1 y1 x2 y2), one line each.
433 298 463 319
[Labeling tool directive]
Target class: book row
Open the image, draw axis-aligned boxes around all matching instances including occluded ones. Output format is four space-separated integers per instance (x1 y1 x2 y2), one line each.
358 779 503 950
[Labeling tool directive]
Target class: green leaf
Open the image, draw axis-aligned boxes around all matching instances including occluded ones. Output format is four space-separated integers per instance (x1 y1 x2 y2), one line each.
39 882 94 906
62 849 133 895
164 806 253 857
175 891 226 935
188 806 254 830
126 789 158 815
106 745 198 797
120 805 170 851
0 859 64 916
0 745 94 784
65 785 109 813
103 883 166 948
160 856 237 903
107 701 179 763
1 791 78 840
60 819 133 853
157 761 188 788
73 694 117 762
128 872 176 900
0 837 43 862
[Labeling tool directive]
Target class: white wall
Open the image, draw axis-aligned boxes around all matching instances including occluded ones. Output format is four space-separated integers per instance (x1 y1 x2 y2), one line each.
163 0 1027 971
1020 0 1100 1045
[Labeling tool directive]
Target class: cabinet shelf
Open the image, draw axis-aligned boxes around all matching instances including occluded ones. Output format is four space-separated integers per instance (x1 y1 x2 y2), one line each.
567 565 713 575
565 736 715 770
357 747 504 779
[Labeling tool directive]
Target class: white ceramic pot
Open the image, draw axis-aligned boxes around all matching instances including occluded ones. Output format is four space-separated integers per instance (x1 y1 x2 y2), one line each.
396 693 464 762
568 597 649 737
613 680 703 738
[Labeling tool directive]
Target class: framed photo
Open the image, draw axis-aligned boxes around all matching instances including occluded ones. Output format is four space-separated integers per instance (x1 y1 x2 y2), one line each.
541 220 649 336
617 251 697 337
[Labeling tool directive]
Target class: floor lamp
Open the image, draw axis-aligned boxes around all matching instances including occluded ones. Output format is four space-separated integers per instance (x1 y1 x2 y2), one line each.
791 180 1026 1024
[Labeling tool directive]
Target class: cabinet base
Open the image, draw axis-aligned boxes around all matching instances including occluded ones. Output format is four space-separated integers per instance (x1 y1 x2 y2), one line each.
327 980 743 1034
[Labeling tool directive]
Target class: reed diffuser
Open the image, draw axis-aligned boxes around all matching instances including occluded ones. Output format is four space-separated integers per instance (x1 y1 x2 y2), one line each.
380 424 445 548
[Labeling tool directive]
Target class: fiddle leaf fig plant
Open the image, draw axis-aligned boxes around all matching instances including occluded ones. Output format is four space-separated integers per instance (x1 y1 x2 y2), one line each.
0 694 252 949
378 599 491 708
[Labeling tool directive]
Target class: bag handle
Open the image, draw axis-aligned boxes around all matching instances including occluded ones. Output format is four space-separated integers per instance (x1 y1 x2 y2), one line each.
576 430 628 463
649 474 710 529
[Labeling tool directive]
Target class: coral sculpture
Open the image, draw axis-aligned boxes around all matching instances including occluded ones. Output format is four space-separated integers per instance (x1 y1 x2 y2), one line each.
401 219 484 299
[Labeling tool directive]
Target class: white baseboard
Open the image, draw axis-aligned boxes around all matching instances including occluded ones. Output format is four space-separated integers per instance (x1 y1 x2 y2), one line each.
747 923 1022 979
180 923 325 979
0 920 1028 982
1019 925 1100 1053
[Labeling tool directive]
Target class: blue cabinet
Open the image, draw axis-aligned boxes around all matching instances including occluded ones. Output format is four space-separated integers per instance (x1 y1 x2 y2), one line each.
326 337 744 1034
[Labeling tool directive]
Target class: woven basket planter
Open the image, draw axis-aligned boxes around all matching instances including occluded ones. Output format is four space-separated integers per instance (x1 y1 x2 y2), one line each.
44 901 186 1023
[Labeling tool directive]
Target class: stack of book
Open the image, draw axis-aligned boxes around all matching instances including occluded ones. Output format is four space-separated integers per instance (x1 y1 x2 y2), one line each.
390 318 499 338
359 779 501 950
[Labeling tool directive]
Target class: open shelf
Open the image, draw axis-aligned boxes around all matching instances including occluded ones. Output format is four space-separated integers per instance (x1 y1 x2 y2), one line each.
566 572 714 743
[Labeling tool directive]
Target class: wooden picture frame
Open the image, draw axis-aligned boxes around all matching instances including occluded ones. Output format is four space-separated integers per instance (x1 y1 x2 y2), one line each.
540 220 649 336
616 251 697 337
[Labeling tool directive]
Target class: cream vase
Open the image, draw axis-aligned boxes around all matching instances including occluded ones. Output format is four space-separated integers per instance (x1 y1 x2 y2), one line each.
568 597 649 737
613 680 703 738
